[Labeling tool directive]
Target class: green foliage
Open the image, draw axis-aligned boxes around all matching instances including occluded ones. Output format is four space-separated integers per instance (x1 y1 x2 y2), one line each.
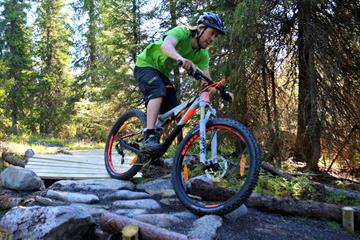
4 134 103 155
354 152 360 164
0 0 34 135
255 173 317 200
326 221 342 232
8 134 65 147
0 0 358 178
29 0 77 135
255 173 360 205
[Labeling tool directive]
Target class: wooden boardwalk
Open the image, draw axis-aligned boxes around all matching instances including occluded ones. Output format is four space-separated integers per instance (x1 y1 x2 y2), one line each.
25 149 111 179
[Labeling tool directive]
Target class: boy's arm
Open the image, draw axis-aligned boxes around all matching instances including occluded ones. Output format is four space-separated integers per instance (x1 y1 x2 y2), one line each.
160 35 196 74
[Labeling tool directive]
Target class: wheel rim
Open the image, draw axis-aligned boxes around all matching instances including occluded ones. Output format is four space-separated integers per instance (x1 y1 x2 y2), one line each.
106 116 144 175
178 125 254 211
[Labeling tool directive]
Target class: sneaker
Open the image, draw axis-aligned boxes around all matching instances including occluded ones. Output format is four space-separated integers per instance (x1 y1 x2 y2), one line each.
141 133 162 153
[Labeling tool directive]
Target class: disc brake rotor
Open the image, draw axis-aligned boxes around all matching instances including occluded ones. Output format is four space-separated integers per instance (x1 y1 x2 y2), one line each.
204 156 228 182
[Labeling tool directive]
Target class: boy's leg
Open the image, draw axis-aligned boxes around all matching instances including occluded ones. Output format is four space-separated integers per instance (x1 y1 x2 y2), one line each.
146 97 163 129
134 66 167 153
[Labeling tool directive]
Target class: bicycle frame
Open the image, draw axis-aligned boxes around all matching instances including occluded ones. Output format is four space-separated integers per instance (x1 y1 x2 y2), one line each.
119 82 221 164
155 87 218 163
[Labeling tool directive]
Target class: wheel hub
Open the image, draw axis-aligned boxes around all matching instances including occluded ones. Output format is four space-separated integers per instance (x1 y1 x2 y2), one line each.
204 156 228 182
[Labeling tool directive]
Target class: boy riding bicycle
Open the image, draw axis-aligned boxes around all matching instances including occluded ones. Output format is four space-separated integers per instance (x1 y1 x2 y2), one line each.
134 12 227 153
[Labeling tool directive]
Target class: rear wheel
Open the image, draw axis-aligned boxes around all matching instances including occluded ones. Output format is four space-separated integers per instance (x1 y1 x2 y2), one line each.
172 118 261 215
104 109 146 179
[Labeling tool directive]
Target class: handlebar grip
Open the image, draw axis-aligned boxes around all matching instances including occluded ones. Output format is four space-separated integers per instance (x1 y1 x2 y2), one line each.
176 60 183 66
177 59 198 78
177 59 231 102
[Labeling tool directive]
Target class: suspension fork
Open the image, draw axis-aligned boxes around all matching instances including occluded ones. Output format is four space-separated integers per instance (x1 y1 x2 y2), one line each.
199 100 217 164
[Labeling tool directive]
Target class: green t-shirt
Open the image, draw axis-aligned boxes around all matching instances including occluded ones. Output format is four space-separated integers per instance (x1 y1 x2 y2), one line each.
136 25 209 77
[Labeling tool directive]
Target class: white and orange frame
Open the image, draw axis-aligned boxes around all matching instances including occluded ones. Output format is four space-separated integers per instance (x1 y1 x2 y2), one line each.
155 85 219 165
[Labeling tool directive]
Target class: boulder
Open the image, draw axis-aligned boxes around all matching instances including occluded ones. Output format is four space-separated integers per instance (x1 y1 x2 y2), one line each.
0 205 95 240
46 190 99 204
0 166 44 191
103 189 150 201
136 178 173 193
50 179 134 192
188 215 223 240
113 199 161 210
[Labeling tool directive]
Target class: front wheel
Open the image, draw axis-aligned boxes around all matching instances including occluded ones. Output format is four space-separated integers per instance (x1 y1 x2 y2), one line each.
104 109 146 179
172 118 261 216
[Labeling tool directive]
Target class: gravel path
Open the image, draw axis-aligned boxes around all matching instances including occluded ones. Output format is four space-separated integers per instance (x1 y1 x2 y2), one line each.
217 208 359 240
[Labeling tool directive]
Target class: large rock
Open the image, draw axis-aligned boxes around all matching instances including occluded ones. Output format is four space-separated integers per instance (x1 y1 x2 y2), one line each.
113 199 161 210
224 204 248 221
46 190 99 204
115 209 149 218
136 178 173 193
50 179 134 192
70 203 108 217
103 190 150 201
0 205 94 240
188 215 223 240
0 166 44 191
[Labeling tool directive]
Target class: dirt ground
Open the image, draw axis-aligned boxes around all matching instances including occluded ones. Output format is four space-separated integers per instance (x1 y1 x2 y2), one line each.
217 208 359 240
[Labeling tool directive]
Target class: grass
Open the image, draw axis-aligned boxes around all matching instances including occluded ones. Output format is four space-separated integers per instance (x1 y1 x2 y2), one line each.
2 134 104 155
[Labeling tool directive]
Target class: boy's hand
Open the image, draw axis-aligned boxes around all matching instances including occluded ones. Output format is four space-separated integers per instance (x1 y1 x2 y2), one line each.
178 58 196 75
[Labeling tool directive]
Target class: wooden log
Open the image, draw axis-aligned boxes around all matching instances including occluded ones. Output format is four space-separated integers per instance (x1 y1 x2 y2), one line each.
0 195 24 210
342 207 354 232
261 162 294 180
189 179 235 201
101 211 192 240
122 224 139 240
188 180 360 227
2 151 27 167
0 189 24 210
245 193 360 227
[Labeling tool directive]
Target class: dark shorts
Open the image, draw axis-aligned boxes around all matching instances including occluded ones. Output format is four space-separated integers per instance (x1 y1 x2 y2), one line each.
134 66 177 114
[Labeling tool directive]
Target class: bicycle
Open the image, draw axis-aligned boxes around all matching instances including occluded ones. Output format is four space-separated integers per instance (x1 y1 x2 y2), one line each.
104 61 261 215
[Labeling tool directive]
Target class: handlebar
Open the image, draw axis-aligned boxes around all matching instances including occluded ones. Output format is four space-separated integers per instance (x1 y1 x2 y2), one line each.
176 60 232 102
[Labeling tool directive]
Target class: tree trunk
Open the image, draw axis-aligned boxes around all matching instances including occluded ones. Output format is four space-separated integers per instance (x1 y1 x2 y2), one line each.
100 211 190 240
0 188 25 210
2 151 27 167
11 102 18 135
131 0 140 63
295 0 321 171
270 68 283 166
187 180 360 226
246 193 360 227
87 0 97 83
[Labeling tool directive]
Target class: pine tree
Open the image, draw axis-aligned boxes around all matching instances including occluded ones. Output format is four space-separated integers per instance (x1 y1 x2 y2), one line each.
33 0 75 135
0 0 34 135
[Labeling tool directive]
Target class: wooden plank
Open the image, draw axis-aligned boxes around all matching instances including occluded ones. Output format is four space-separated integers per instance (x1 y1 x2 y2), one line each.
23 149 137 180
26 165 106 172
27 160 104 167
33 173 110 179
26 169 109 174
29 156 102 164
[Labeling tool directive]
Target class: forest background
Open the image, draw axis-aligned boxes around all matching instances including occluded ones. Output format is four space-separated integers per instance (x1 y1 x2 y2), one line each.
0 0 359 179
